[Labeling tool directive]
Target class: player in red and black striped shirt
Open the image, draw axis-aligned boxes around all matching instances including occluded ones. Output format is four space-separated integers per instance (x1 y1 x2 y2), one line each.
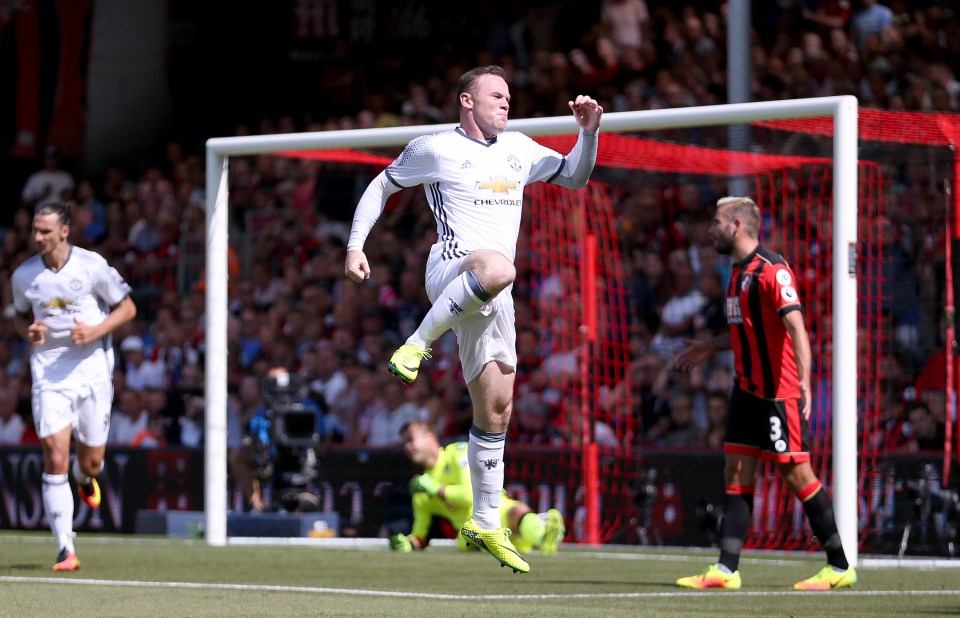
673 196 857 591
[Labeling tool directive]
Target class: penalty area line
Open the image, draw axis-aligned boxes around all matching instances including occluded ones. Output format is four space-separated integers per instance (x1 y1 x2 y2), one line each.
2 577 960 600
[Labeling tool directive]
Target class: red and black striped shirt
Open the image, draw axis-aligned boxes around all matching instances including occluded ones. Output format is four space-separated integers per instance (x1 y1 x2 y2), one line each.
724 246 803 400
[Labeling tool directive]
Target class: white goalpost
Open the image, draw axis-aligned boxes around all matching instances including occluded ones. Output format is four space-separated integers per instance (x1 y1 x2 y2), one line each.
203 96 860 565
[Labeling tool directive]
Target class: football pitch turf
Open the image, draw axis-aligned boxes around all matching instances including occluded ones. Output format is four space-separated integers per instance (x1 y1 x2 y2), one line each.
1 532 958 617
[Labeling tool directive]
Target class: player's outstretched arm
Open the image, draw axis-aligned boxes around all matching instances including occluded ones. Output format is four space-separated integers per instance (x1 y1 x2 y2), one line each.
346 170 402 282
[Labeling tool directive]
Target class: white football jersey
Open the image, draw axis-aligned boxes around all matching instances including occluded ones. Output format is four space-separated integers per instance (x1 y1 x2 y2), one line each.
12 246 131 384
386 128 565 262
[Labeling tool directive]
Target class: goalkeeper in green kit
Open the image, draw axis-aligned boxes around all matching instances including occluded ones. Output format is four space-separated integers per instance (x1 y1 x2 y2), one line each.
390 420 565 561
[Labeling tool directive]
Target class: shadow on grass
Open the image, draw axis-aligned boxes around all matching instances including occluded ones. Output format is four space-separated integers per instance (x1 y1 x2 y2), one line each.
6 564 45 571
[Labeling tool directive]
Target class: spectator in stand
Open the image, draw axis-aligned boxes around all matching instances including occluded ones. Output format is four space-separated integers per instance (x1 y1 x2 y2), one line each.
902 399 944 452
250 261 285 311
919 387 947 443
119 335 166 391
228 374 267 511
95 200 131 263
365 379 425 447
693 269 728 337
873 216 923 373
601 0 650 54
235 308 264 370
648 353 707 442
73 180 107 246
650 262 705 358
0 337 24 379
701 389 728 450
659 392 701 448
851 0 894 56
141 386 177 446
0 386 25 443
348 369 389 445
513 391 565 446
629 351 668 441
108 388 149 445
301 341 348 420
177 391 204 448
21 147 75 210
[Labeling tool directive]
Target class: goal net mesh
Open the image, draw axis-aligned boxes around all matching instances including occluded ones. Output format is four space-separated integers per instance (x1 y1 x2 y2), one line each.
246 107 958 551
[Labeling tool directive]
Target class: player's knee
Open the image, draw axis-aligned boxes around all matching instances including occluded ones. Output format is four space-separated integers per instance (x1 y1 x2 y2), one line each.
45 452 70 473
487 260 516 291
81 457 103 478
777 461 817 492
467 252 515 293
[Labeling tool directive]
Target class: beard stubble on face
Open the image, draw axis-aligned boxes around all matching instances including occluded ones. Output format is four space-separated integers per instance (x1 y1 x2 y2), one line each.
714 235 734 256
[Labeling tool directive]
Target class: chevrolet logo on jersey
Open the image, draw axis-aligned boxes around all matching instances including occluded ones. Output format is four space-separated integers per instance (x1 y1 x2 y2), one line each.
476 177 518 193
42 297 74 310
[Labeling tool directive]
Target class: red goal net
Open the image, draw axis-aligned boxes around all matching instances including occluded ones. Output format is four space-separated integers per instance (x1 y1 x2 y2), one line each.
277 107 958 552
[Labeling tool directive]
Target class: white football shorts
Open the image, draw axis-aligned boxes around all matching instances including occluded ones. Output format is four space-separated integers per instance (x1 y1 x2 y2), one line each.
424 244 517 384
32 379 113 446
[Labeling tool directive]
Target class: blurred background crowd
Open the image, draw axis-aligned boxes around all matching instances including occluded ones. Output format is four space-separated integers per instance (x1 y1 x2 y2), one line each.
0 1 953 469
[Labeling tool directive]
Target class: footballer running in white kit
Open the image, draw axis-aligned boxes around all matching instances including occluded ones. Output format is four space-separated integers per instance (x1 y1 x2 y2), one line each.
13 246 131 441
12 209 136 573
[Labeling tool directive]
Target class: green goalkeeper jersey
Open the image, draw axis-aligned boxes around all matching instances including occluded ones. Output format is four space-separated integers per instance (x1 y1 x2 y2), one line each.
410 442 473 542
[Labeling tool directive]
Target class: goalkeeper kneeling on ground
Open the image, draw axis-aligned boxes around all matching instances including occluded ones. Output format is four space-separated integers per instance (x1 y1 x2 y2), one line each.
390 420 565 556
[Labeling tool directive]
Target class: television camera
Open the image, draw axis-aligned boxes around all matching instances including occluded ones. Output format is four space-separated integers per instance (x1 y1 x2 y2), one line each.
249 370 328 511
897 463 959 558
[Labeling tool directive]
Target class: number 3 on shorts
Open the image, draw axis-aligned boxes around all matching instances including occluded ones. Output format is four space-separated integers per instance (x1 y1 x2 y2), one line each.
768 416 782 442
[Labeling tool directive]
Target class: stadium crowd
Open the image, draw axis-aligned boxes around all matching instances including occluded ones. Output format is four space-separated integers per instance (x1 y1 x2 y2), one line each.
0 1 952 475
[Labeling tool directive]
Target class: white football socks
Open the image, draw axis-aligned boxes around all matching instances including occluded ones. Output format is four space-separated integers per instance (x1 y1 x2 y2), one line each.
411 271 489 346
42 473 74 553
468 425 506 530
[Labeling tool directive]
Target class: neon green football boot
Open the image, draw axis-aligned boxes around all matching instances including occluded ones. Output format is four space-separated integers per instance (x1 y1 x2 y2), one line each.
387 344 432 384
676 564 742 590
793 565 857 591
460 518 530 574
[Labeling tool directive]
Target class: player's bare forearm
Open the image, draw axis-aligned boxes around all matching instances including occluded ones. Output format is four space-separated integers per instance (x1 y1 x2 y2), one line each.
783 310 813 418
77 296 137 344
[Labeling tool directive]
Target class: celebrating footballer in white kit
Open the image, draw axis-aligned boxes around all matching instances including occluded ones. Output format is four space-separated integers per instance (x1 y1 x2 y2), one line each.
345 65 602 573
12 202 137 571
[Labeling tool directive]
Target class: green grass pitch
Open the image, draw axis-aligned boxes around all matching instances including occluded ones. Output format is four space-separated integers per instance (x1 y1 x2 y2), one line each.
1 532 957 617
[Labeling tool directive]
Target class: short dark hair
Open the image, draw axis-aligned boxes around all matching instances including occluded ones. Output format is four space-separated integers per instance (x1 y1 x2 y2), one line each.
35 202 71 228
456 65 507 108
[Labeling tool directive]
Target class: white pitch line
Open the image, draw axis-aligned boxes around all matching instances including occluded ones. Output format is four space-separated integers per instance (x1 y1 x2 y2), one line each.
2 577 960 600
